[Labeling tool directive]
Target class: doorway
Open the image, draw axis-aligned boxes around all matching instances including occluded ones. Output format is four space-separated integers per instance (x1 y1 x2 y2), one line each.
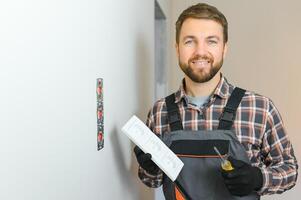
154 0 167 102
154 1 167 199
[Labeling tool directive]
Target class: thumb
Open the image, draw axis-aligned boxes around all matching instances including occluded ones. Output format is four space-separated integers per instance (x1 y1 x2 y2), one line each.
134 145 143 156
143 153 152 160
228 156 246 168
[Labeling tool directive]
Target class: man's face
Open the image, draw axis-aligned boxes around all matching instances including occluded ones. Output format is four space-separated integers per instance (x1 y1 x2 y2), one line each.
176 18 228 83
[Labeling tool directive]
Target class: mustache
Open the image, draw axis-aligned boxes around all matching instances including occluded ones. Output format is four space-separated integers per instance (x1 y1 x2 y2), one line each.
189 55 213 63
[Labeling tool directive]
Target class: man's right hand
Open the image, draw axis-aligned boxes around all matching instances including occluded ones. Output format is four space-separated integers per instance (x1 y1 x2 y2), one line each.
134 145 160 175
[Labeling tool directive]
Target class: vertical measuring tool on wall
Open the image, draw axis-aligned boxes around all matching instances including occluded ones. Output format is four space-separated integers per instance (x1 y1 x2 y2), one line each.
96 78 104 150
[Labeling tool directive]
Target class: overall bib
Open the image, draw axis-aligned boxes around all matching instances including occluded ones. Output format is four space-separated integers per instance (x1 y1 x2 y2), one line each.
161 88 260 200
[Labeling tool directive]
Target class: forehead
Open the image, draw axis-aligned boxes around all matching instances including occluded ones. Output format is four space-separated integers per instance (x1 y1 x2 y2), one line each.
180 18 223 39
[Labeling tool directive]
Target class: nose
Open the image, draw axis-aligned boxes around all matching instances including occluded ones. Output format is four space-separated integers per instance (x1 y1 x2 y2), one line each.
194 41 207 56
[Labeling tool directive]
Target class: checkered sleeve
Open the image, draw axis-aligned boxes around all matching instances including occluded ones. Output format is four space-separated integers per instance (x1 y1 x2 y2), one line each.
137 107 164 188
257 99 298 195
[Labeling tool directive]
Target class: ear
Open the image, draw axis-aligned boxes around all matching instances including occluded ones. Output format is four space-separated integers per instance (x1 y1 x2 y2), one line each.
223 42 228 59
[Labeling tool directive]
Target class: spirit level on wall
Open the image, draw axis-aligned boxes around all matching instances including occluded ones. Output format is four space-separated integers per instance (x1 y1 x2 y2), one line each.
96 78 104 151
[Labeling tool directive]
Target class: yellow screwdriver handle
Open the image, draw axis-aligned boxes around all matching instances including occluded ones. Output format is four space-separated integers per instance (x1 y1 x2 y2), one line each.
213 146 235 171
222 160 234 171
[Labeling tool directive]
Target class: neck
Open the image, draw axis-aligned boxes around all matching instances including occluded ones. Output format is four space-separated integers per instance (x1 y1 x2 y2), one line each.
185 72 221 97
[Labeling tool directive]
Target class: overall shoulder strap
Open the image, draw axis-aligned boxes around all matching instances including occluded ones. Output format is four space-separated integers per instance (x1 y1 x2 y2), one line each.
165 94 183 131
218 87 246 130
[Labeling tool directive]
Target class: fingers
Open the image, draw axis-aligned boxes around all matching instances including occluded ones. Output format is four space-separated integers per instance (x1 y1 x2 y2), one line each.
134 146 152 164
223 173 252 197
228 156 246 168
224 176 249 186
222 170 237 180
226 186 248 197
134 145 142 156
140 153 152 162
133 146 159 174
222 167 248 180
134 146 152 158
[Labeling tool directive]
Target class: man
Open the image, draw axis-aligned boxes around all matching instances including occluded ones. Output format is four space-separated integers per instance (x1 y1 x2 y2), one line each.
134 3 298 200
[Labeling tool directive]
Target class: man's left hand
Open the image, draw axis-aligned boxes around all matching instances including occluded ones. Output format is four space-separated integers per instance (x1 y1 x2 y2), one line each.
221 156 263 196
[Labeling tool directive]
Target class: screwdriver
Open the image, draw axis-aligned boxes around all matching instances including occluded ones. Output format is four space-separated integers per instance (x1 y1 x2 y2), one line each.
213 146 234 171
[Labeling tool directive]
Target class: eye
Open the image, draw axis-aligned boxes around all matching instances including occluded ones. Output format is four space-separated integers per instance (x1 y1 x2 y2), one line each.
184 40 193 45
208 40 218 45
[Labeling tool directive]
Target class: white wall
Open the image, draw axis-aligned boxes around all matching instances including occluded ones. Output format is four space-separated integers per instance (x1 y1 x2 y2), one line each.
0 0 170 199
169 1 301 200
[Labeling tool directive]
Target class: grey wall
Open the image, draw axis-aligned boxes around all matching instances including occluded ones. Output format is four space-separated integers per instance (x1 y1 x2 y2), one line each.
169 1 301 200
0 0 170 199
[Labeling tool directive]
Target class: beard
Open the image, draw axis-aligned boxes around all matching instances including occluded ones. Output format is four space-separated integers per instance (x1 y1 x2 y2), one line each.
179 54 223 83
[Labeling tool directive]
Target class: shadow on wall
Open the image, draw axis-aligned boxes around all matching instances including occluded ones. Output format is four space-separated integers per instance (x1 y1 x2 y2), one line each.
110 125 154 200
135 32 153 120
109 126 137 196
109 33 155 200
135 32 155 200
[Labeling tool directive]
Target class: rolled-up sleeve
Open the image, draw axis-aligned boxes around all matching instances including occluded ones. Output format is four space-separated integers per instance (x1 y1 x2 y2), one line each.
258 100 298 195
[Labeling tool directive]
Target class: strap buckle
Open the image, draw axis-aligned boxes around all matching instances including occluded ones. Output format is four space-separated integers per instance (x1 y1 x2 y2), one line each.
219 107 236 122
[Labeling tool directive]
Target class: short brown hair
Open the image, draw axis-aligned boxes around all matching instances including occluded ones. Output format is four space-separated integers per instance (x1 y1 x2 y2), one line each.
176 3 228 44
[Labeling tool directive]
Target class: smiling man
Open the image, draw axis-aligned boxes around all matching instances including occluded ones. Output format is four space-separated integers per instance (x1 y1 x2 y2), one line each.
176 17 226 96
134 3 298 200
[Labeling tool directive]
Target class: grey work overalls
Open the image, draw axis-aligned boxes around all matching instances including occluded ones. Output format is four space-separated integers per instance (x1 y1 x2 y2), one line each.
161 88 260 200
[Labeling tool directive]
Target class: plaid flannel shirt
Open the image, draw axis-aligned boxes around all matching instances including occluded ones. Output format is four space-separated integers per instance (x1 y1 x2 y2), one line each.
138 75 298 195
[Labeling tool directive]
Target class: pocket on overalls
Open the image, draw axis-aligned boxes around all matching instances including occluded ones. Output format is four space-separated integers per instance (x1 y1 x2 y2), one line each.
170 139 231 200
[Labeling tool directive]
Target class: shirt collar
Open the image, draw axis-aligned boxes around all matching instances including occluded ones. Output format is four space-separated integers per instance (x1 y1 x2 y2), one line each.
174 74 231 104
